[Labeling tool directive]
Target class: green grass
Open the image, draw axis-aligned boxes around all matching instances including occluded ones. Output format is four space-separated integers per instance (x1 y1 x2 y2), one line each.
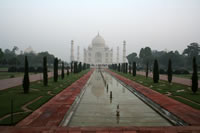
112 70 200 110
0 70 89 125
0 112 31 126
0 67 8 72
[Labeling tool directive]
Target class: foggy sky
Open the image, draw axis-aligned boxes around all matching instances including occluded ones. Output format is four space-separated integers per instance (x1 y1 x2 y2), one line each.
0 0 200 62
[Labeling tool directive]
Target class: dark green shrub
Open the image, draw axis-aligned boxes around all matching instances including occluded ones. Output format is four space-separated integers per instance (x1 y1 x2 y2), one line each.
153 59 159 83
23 56 30 93
192 57 198 94
43 56 48 86
54 58 58 82
167 59 172 83
61 62 64 79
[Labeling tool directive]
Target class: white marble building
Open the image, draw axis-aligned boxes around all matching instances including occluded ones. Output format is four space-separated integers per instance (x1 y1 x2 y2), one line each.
84 33 113 65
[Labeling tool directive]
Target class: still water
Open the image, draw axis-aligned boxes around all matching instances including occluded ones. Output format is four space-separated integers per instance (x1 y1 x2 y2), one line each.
67 70 172 127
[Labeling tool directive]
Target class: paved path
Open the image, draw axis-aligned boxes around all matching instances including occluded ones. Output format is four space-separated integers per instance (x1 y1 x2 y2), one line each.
137 71 200 88
0 126 200 133
0 72 54 90
0 70 65 90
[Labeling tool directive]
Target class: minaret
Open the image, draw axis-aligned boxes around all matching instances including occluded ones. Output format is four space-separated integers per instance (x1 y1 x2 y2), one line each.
77 46 80 62
123 40 126 63
111 48 113 63
83 48 86 63
117 46 119 63
70 40 74 62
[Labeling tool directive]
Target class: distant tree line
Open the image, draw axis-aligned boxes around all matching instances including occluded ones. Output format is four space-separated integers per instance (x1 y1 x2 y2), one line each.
127 42 200 72
109 42 199 94
0 46 56 67
0 46 70 72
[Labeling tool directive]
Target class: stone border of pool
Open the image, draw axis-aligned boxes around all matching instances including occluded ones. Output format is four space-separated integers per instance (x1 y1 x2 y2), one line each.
106 69 200 126
59 70 93 126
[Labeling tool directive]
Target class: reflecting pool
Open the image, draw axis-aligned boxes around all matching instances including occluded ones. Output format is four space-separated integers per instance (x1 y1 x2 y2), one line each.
67 70 172 127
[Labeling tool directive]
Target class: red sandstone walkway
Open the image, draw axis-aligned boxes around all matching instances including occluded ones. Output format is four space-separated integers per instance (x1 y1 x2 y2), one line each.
1 126 200 133
137 71 200 88
107 70 200 126
16 70 93 127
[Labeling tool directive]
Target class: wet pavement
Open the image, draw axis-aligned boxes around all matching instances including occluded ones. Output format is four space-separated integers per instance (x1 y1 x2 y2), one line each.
68 70 171 127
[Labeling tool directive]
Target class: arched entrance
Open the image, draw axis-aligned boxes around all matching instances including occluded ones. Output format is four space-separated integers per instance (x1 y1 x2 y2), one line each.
95 52 102 63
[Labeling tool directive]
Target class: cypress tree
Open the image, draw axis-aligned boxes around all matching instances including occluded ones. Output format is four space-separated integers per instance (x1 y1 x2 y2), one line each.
61 62 64 79
146 62 148 78
192 57 198 94
23 56 30 93
43 56 48 86
167 59 172 83
132 62 136 76
78 62 82 73
67 67 69 76
54 58 58 82
71 61 73 73
74 61 77 73
118 64 120 72
121 63 123 73
153 59 159 83
126 63 128 73
129 64 131 74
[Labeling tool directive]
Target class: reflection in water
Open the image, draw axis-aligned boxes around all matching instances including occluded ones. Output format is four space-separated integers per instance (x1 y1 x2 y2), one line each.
67 69 172 127
116 116 120 124
123 87 125 93
110 97 112 104
90 71 105 98
106 84 109 93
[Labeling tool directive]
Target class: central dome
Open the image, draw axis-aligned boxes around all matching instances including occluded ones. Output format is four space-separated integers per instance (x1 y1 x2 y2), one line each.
92 33 105 47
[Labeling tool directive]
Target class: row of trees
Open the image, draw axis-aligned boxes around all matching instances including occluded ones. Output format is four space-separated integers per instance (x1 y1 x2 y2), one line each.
0 46 60 67
22 56 90 94
127 43 200 71
109 56 198 94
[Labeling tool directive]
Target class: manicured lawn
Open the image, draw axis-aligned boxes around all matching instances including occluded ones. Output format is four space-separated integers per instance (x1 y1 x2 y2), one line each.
0 70 89 125
0 67 8 72
113 70 200 110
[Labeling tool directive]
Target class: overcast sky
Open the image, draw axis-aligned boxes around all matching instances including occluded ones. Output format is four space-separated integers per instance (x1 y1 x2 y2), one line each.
0 0 200 62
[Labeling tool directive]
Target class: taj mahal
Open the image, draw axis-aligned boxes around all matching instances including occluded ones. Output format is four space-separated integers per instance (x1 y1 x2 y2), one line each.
70 33 126 67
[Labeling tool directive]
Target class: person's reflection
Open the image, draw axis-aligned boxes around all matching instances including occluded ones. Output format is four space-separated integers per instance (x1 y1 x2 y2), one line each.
106 84 109 93
91 71 104 98
116 116 120 124
123 87 125 93
110 98 112 104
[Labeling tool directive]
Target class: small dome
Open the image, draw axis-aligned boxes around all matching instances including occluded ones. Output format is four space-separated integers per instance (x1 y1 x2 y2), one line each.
92 33 105 47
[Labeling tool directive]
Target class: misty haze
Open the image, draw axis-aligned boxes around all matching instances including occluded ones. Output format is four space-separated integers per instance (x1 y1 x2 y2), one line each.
0 0 200 133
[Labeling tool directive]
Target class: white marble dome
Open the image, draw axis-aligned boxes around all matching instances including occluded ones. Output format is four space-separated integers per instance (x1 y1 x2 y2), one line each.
92 33 105 47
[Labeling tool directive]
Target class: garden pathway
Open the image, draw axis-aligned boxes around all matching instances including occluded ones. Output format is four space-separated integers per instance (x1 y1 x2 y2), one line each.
137 71 200 88
0 71 63 90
